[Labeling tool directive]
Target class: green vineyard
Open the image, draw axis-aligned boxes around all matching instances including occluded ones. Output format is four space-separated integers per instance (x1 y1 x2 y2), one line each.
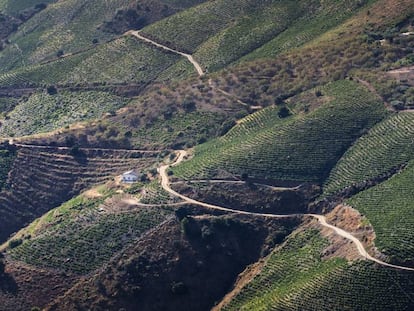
222 228 414 310
0 35 181 87
347 161 414 265
9 194 173 274
324 112 414 196
0 90 129 137
173 80 387 183
0 146 159 242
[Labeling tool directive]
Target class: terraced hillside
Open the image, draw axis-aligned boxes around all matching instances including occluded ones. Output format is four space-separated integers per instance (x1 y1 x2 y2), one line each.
0 0 211 88
0 145 160 242
43 215 300 311
0 35 182 87
21 79 248 150
0 143 15 183
173 80 388 183
324 112 414 196
7 194 174 274
347 161 414 265
0 90 129 137
0 189 176 310
220 227 414 311
100 0 208 34
0 0 413 310
142 0 371 71
208 0 414 108
0 0 130 71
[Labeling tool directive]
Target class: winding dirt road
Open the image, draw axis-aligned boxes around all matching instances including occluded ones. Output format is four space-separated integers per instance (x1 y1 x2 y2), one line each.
159 150 414 272
127 30 205 77
127 31 256 109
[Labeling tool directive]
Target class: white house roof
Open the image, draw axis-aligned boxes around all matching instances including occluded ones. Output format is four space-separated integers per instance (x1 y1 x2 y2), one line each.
123 170 139 176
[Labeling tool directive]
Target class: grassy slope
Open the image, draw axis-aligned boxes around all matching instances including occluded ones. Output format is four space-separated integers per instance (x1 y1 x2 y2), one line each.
324 112 414 195
222 227 414 311
347 161 414 264
173 80 387 183
0 90 129 137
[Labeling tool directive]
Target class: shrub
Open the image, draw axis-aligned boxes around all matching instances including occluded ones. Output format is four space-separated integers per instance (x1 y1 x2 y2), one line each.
34 3 47 10
278 106 291 118
182 100 196 112
171 281 187 295
46 85 57 95
8 238 22 249
69 145 81 156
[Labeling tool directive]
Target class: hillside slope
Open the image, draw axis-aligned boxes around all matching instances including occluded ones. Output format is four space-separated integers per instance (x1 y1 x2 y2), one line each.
0 0 414 310
172 80 388 183
0 145 160 242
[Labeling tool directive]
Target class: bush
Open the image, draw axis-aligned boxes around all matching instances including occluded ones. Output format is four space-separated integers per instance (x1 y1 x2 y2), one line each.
391 100 404 110
175 207 189 220
8 238 22 249
180 217 200 237
278 106 291 118
201 225 215 241
182 100 196 112
46 85 57 95
69 145 81 156
171 281 187 295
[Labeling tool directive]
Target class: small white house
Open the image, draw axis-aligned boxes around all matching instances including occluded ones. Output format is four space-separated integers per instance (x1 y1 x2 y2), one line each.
122 170 140 183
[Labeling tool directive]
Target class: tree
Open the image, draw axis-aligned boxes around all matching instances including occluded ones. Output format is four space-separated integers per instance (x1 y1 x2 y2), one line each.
8 238 22 249
46 85 57 95
171 281 187 295
278 106 291 118
69 145 81 156
182 100 196 112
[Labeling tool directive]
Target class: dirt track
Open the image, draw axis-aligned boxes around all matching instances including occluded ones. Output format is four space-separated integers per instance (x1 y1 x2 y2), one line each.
159 150 414 272
127 30 205 76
